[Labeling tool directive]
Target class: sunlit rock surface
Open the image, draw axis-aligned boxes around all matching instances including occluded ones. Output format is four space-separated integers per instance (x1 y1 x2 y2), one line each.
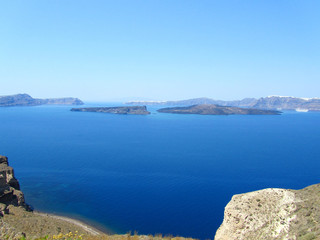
215 184 320 240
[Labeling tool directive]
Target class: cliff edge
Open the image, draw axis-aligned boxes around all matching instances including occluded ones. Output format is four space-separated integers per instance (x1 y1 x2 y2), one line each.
0 155 28 214
215 184 320 240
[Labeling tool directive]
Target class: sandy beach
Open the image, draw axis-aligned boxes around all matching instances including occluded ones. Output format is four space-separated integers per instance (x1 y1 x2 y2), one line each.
34 211 107 236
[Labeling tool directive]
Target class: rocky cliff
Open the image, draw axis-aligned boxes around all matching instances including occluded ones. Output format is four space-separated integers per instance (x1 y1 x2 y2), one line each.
214 184 320 240
0 156 28 215
0 94 84 107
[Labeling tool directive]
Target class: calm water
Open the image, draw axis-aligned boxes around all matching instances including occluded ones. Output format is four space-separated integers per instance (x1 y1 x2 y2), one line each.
0 104 319 239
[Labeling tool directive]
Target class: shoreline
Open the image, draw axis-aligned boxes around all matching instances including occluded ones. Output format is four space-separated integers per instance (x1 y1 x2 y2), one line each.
34 210 110 236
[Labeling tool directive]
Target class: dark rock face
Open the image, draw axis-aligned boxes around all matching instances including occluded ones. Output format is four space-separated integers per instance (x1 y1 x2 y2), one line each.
157 104 281 115
71 106 150 115
0 94 84 107
0 156 28 215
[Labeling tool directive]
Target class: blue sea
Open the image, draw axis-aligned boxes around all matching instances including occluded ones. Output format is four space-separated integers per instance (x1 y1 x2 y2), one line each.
0 104 319 239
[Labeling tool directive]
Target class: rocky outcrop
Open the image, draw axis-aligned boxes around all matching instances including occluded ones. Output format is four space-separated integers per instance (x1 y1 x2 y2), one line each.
157 104 281 115
71 106 151 115
0 156 28 215
0 94 84 107
215 184 320 240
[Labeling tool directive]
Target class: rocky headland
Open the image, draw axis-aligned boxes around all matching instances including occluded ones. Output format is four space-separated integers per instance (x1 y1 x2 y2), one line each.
0 94 83 107
127 96 320 111
215 184 320 240
157 104 281 115
0 156 28 214
71 106 150 115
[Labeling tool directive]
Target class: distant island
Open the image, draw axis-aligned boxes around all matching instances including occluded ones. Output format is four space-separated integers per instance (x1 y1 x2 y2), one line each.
0 94 84 107
157 104 281 115
71 106 150 115
127 96 320 111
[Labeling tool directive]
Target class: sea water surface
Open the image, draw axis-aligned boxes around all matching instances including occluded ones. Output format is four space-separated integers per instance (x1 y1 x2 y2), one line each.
0 104 320 239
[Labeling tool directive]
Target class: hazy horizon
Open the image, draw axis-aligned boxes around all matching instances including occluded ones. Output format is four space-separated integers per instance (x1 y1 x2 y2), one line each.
1 1 319 101
2 93 320 103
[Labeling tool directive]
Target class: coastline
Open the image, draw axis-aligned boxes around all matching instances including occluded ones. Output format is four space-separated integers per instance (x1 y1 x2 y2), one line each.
34 211 109 236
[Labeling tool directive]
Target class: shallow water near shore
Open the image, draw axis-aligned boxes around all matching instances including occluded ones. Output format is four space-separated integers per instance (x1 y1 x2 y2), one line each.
1 103 320 239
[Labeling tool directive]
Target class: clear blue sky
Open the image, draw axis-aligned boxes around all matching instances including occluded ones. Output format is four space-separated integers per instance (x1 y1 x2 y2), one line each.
0 0 319 101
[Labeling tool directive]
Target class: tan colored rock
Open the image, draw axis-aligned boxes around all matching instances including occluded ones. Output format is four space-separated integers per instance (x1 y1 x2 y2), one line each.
215 184 320 240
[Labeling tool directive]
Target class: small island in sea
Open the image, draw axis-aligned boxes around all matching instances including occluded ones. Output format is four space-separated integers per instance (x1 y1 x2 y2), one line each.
71 106 150 115
157 104 282 115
